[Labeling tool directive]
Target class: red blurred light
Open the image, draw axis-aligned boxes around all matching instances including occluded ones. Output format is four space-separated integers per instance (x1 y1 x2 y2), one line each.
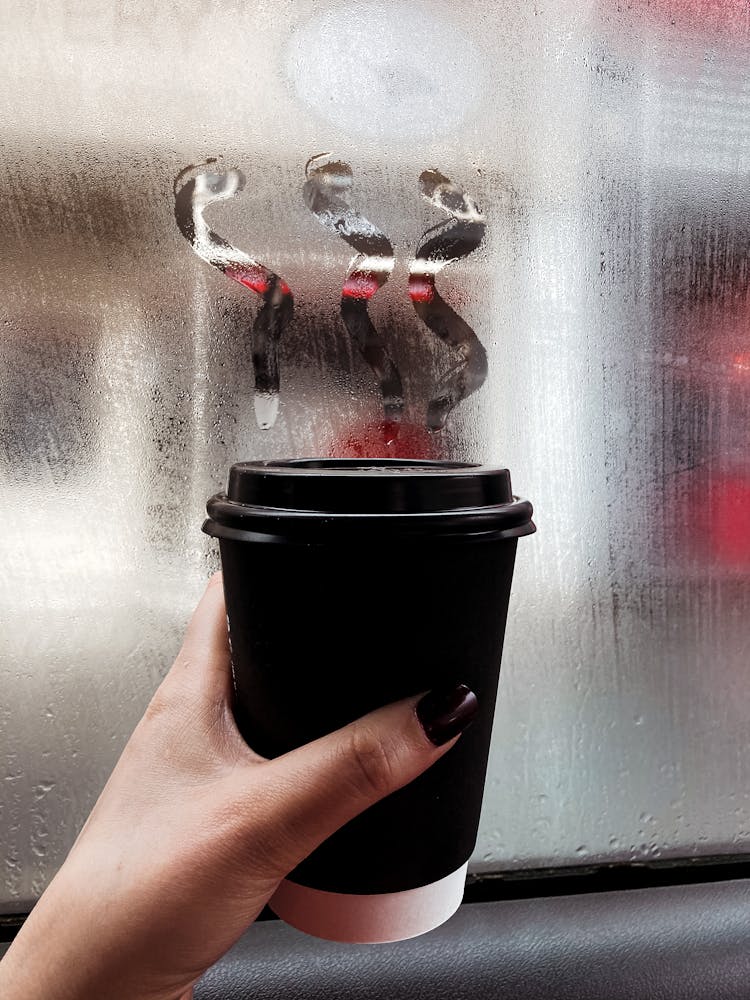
638 0 747 28
224 263 270 296
732 352 750 373
408 274 435 304
342 273 380 300
327 420 440 460
671 470 750 572
712 476 750 568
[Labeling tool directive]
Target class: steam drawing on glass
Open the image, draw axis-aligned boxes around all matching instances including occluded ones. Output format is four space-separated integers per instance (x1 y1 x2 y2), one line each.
174 159 488 434
173 161 293 430
303 154 403 421
409 170 488 431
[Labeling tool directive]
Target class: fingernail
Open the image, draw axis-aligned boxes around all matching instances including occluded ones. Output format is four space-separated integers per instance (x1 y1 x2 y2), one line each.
416 683 479 746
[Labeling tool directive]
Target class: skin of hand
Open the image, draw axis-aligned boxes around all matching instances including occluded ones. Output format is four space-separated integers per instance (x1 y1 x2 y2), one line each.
0 574 477 1000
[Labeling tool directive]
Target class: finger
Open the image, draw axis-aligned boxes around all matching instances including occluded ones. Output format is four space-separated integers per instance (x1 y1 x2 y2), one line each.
170 572 231 700
257 684 478 874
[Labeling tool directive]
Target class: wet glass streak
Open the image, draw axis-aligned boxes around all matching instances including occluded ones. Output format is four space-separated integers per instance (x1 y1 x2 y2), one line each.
409 170 488 430
303 155 404 421
173 163 293 429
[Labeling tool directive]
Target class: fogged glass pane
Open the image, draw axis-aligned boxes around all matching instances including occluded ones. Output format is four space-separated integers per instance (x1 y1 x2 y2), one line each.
2 1 750 910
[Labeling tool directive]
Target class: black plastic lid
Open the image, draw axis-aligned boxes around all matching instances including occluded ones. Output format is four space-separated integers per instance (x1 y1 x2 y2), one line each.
228 458 514 513
204 459 535 541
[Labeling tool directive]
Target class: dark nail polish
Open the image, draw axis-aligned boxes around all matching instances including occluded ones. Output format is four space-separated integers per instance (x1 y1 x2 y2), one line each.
416 683 479 746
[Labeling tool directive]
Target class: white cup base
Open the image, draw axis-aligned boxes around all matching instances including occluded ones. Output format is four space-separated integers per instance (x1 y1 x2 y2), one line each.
268 861 468 944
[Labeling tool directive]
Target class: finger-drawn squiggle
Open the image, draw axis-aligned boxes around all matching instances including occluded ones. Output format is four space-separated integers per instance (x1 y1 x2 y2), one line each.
303 155 404 421
173 163 293 430
409 170 487 431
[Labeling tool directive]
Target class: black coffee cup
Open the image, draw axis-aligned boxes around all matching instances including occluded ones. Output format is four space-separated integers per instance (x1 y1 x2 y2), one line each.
203 459 534 942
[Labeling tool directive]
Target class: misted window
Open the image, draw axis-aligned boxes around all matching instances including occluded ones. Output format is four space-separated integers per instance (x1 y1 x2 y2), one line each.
2 1 750 911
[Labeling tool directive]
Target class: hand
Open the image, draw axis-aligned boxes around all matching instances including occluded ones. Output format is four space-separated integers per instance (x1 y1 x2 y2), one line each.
0 574 478 1000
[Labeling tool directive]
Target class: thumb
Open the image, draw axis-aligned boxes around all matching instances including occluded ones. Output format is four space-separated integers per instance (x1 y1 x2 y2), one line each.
259 684 478 875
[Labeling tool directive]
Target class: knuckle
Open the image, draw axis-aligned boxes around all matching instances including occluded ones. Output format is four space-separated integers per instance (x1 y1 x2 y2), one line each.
345 725 396 800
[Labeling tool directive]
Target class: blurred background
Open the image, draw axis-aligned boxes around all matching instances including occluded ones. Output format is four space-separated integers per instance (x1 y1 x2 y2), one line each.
1 0 750 911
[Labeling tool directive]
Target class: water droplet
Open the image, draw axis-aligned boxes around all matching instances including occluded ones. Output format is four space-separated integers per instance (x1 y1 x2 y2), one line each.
254 391 279 430
32 781 55 800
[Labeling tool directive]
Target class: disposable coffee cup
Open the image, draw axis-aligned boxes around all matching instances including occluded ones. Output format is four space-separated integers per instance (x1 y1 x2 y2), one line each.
203 459 535 943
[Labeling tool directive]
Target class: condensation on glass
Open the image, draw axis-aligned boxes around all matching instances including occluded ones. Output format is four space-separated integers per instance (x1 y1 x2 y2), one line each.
2 1 750 910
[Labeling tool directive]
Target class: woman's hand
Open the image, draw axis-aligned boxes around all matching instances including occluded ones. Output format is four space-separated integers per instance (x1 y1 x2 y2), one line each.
0 574 477 1000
